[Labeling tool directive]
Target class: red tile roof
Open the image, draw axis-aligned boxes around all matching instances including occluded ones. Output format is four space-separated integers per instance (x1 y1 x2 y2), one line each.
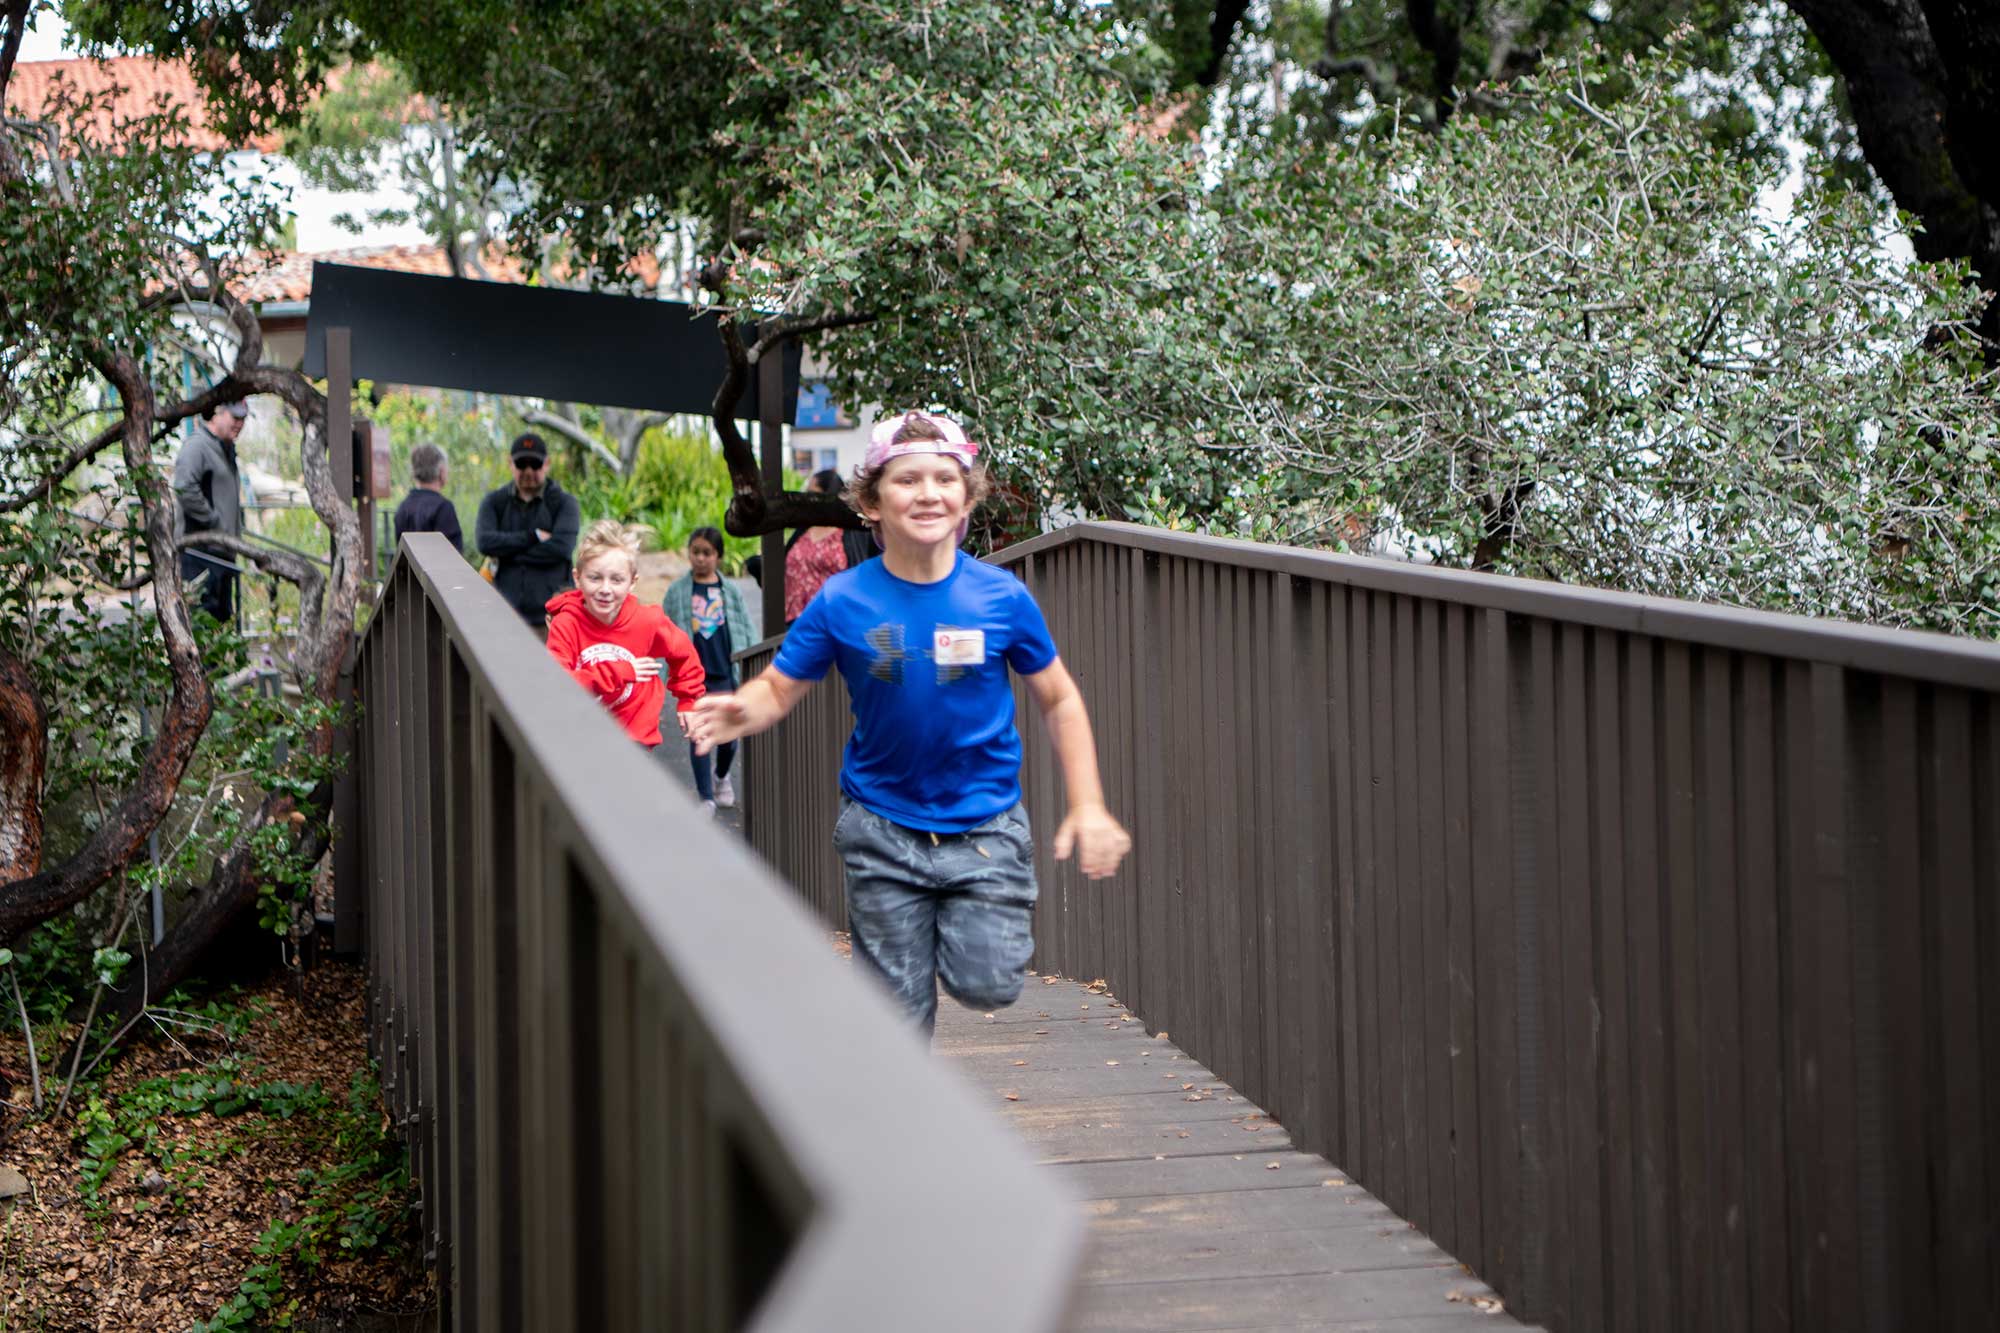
4 56 282 153
233 245 668 306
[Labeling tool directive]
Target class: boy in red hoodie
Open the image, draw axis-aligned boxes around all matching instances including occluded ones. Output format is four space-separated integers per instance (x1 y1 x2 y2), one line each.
545 519 705 747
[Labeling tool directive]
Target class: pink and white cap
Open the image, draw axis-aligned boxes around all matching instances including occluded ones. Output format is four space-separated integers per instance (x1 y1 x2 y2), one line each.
863 410 981 474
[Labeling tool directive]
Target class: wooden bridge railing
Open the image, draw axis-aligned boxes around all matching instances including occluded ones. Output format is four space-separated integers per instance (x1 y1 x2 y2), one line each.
344 533 1081 1332
739 519 2000 1333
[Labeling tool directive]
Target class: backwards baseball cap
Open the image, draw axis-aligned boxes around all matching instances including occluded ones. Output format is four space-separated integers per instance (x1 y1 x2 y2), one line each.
510 432 548 462
863 410 980 474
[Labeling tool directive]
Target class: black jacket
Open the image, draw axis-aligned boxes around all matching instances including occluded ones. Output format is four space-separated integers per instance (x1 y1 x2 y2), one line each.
475 479 581 624
393 488 463 555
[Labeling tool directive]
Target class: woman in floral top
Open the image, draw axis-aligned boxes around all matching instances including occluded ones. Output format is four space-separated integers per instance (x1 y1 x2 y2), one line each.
783 469 874 623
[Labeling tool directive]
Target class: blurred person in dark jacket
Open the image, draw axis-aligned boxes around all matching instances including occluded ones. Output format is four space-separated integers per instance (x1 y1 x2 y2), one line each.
393 443 464 555
172 399 248 626
475 432 580 632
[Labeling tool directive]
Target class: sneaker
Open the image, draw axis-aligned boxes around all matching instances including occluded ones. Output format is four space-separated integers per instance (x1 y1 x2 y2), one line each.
701 798 717 818
714 774 737 808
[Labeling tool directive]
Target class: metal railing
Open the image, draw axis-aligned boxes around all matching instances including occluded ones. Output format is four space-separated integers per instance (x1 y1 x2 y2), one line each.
347 533 1080 1332
739 520 2000 1333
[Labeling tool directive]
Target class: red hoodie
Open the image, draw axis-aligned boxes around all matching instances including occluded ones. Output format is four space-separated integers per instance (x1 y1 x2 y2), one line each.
544 589 705 746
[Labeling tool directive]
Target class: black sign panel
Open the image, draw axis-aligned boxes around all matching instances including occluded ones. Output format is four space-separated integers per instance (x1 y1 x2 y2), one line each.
301 262 800 420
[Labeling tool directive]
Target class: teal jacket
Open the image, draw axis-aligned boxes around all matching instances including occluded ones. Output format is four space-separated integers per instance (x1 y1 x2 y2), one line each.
662 572 754 688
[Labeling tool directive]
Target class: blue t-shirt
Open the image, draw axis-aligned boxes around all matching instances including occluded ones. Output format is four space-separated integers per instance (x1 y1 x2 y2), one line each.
772 551 1058 832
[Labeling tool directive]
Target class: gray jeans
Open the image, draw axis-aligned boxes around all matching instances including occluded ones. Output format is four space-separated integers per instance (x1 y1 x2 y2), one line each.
834 799 1040 1037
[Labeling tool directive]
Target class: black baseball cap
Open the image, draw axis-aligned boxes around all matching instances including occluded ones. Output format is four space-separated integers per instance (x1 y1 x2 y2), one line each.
510 432 548 462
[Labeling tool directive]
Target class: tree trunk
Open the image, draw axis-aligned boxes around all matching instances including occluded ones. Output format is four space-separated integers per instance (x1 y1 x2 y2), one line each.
0 645 45 884
1785 0 2000 346
704 302 867 538
0 353 215 943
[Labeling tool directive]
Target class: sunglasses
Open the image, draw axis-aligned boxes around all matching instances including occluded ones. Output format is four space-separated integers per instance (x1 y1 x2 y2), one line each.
513 455 546 470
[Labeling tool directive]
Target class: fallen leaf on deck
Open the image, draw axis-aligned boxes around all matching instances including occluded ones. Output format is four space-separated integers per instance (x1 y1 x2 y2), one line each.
1266 1162 1281 1170
1012 1060 1027 1066
1105 1060 1119 1066
1003 1092 1020 1101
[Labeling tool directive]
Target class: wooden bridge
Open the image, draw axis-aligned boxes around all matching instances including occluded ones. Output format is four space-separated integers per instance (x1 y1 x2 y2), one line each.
341 524 2000 1332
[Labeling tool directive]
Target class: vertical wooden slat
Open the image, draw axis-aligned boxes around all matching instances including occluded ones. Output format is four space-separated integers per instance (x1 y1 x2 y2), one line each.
1518 617 1558 1323
1442 606 1482 1268
1662 640 1704 1329
1592 629 1638 1333
1328 586 1362 1174
1734 657 1790 1333
1393 594 1427 1226
1780 659 1826 1331
1471 606 1519 1301
598 932 638 1331
1810 664 1862 1324
444 645 478 1332
1626 638 1674 1332
1416 599 1455 1251
1361 589 1392 1202
1557 622 1604 1328
1269 574 1306 1133
1698 648 1747 1333
1874 678 1929 1331
1929 688 1987 1328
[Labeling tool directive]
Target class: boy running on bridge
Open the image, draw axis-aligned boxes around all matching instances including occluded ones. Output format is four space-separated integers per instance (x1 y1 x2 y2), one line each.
688 411 1130 1035
546 520 706 748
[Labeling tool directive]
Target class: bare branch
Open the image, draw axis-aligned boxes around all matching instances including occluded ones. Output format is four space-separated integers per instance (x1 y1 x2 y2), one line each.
520 408 624 472
1 378 256 516
747 309 877 364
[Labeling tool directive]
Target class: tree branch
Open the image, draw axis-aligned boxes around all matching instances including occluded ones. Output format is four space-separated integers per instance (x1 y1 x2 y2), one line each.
181 531 325 598
1 378 255 516
1404 0 1466 122
1783 0 2000 337
0 0 29 102
746 309 877 363
1197 0 1252 88
1 353 215 944
519 408 624 471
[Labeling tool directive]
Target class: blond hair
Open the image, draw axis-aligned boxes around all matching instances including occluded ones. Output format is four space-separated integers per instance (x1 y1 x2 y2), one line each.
574 518 643 575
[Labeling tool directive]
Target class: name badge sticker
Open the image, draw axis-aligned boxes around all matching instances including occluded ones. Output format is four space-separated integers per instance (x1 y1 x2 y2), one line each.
934 628 987 665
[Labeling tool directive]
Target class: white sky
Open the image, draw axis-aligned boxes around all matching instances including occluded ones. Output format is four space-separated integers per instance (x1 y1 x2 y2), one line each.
16 6 71 61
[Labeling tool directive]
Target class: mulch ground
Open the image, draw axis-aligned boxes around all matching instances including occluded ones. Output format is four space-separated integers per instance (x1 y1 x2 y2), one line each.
0 961 434 1331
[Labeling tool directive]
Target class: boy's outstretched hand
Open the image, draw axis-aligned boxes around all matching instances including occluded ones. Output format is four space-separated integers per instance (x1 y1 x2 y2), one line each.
1054 802 1132 880
687 692 753 756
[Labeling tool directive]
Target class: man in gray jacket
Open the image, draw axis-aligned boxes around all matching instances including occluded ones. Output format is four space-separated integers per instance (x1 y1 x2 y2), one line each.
172 400 247 625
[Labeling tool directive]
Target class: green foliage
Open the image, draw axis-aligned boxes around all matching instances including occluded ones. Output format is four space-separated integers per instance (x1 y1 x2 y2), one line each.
190 1069 415 1333
57 1030 414 1331
622 430 776 568
1190 51 2000 633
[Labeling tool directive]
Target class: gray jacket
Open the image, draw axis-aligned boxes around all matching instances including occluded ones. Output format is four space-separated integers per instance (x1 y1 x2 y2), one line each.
171 421 242 540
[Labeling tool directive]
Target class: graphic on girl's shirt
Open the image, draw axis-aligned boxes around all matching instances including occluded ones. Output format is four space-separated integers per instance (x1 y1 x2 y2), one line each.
691 585 725 638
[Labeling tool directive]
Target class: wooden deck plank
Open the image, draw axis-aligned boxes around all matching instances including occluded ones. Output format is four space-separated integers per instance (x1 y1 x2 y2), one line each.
1063 1267 1510 1332
933 976 1534 1332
